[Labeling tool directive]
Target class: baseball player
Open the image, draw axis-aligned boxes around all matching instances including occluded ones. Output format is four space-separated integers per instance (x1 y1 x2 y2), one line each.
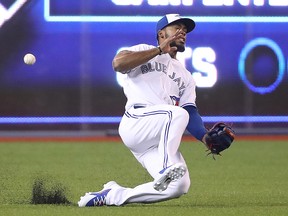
78 14 234 207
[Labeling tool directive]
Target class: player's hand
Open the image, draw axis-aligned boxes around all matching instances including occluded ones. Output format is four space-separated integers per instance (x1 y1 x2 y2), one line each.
158 29 185 54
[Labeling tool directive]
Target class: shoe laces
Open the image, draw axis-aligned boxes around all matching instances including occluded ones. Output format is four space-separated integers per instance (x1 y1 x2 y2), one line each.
91 189 110 206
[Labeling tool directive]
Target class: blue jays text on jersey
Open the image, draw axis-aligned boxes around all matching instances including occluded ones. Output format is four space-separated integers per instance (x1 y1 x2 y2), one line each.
140 61 186 97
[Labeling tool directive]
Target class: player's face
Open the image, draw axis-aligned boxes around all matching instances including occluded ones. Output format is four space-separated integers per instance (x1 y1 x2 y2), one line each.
164 23 187 52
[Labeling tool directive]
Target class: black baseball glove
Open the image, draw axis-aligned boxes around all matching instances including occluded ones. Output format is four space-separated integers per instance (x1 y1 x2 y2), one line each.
204 122 235 158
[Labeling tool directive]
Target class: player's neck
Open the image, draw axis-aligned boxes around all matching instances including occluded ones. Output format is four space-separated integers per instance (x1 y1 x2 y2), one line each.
169 51 177 59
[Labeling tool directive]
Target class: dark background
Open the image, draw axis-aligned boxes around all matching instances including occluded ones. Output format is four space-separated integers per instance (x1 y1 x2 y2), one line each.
0 0 287 131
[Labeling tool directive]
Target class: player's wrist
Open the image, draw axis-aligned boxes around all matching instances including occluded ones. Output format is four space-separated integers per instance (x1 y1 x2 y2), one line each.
157 46 163 55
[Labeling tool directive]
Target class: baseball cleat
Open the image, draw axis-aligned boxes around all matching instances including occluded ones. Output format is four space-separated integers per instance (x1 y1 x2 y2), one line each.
153 163 187 192
78 181 120 207
78 189 111 207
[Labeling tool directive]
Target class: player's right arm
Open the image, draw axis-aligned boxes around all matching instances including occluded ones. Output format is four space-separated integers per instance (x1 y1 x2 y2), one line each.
112 48 161 73
112 29 185 73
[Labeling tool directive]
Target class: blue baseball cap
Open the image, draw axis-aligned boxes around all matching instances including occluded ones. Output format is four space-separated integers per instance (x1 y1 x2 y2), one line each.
156 14 195 34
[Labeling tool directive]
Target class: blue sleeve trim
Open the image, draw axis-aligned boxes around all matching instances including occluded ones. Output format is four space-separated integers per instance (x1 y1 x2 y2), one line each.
181 103 196 108
182 105 207 141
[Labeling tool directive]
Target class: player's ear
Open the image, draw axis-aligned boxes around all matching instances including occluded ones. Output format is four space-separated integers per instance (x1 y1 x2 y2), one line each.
158 30 165 39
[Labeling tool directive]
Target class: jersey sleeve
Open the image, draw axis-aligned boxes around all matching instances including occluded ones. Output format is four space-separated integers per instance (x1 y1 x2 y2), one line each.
179 73 197 108
125 44 155 52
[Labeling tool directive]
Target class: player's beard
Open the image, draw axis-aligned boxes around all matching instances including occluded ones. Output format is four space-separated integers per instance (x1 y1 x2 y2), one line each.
170 41 185 52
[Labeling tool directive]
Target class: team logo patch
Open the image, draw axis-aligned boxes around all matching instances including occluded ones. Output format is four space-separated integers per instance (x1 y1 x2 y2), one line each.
170 96 180 106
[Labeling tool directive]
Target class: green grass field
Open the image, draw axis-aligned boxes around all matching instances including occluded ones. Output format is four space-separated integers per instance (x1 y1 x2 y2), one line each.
0 138 287 216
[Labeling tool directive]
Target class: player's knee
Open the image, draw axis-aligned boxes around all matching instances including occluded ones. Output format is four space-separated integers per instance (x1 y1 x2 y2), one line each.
171 175 191 198
173 107 189 125
178 176 191 195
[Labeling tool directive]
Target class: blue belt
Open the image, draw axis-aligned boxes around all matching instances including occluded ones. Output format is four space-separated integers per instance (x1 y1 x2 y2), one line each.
133 105 146 109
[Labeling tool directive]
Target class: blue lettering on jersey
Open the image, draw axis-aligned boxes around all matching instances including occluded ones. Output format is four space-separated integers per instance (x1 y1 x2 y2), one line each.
141 62 167 74
169 72 186 97
140 62 186 97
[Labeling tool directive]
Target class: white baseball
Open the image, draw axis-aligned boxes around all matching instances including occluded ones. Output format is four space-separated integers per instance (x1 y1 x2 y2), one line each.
24 53 36 65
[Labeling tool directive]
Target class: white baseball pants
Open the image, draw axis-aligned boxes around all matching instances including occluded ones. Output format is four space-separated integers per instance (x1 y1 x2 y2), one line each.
106 104 191 206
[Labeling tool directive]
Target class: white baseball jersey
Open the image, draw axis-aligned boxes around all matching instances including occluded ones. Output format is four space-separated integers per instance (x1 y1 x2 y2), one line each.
121 44 197 110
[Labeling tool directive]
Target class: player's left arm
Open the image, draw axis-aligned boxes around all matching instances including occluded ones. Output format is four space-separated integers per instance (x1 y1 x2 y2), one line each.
181 76 235 156
180 75 207 144
182 105 235 153
182 105 207 143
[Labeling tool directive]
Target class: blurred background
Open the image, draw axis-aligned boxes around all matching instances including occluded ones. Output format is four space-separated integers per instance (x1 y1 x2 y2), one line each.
0 0 288 136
